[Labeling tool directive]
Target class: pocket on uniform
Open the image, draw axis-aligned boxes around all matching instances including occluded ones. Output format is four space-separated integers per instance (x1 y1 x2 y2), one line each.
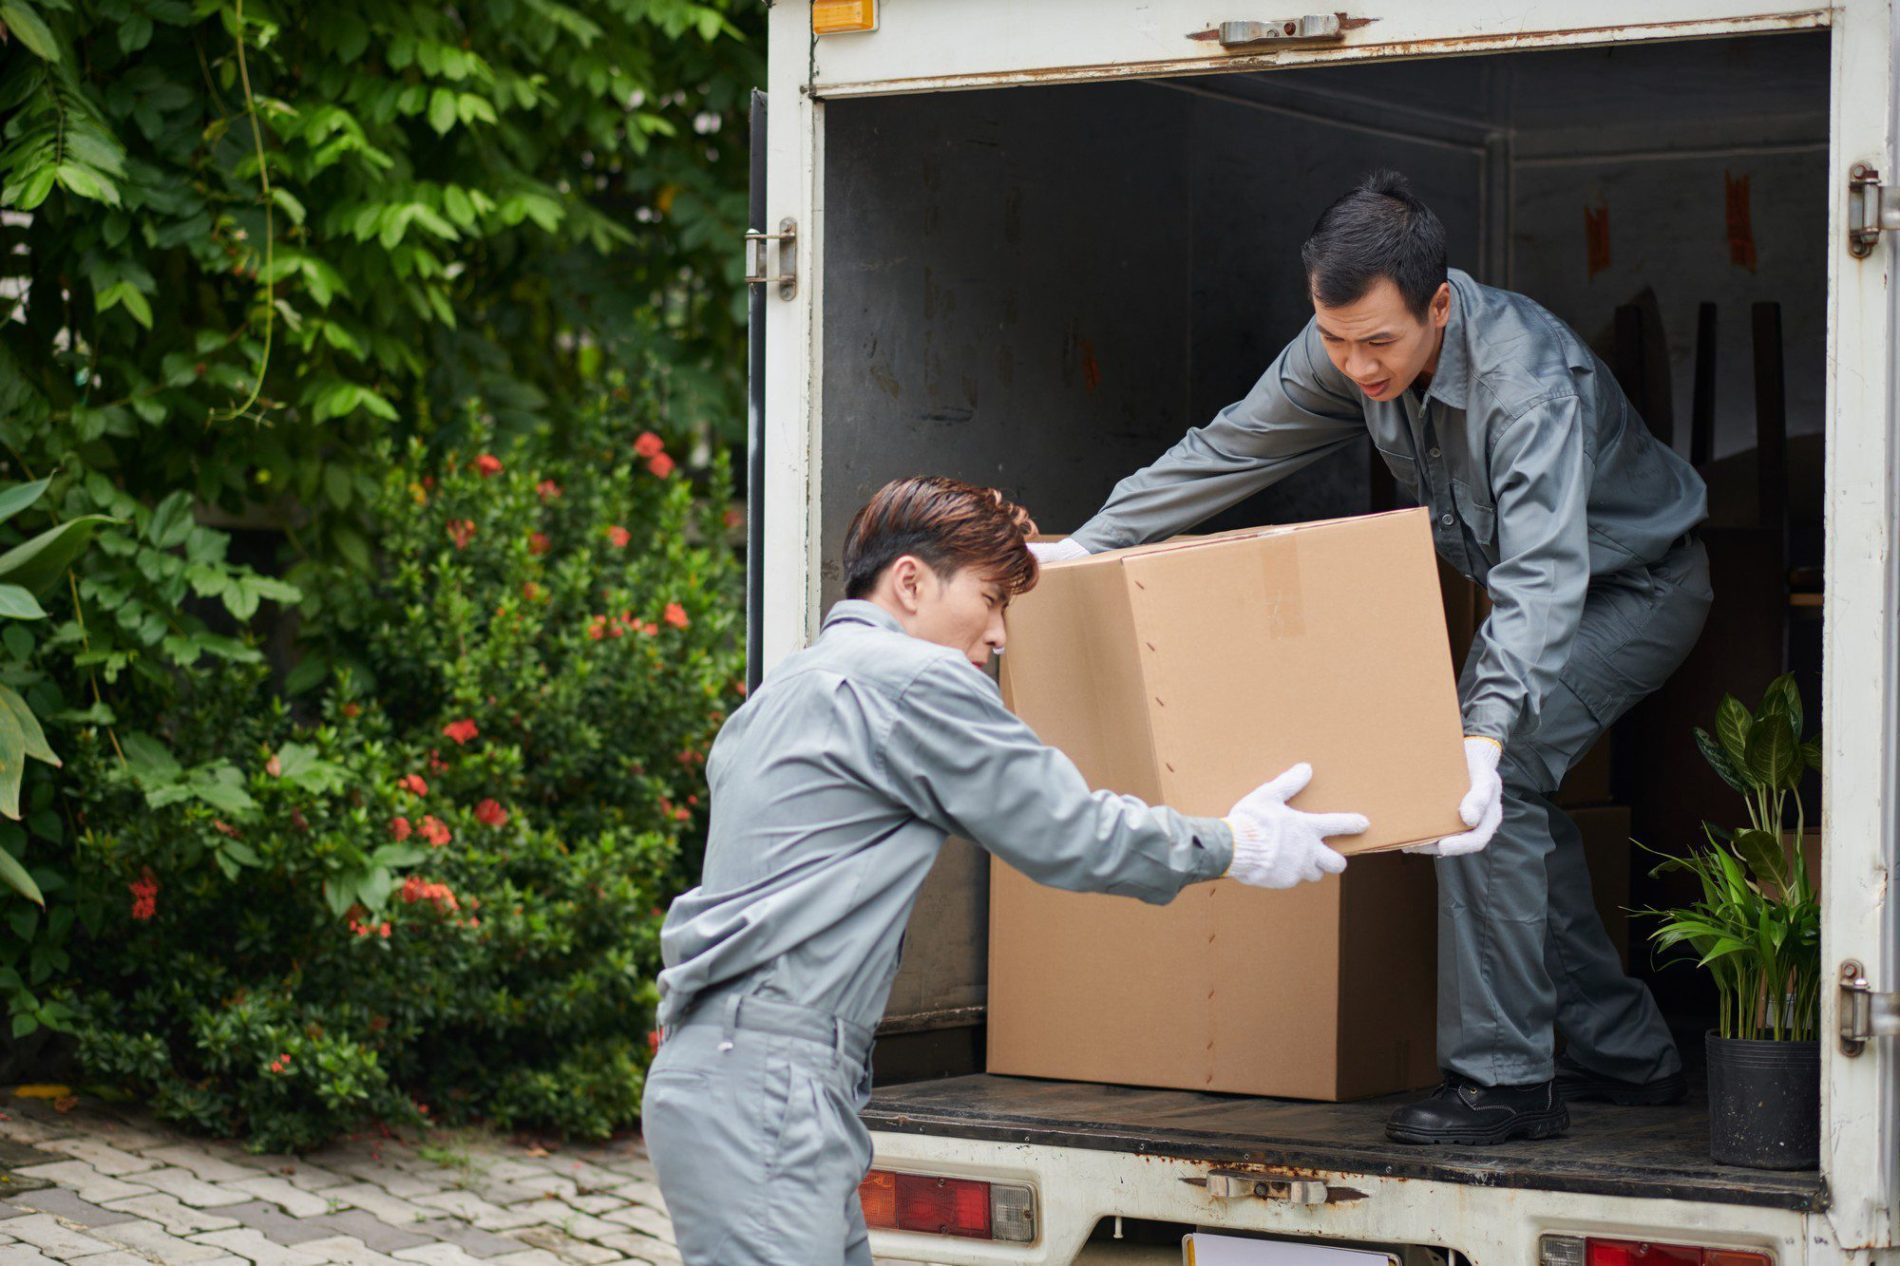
1373 447 1421 500
1450 478 1497 545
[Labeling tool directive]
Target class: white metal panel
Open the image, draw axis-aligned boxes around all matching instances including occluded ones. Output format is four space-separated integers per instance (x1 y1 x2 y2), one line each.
1822 0 1900 1252
809 0 1827 97
761 4 824 673
866 1131 1810 1264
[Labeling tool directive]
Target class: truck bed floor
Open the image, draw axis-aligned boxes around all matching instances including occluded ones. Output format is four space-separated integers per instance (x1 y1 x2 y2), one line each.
864 1074 1825 1212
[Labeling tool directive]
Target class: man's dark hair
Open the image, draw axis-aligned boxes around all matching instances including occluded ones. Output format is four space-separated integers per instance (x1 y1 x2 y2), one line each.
1300 170 1448 319
842 476 1040 600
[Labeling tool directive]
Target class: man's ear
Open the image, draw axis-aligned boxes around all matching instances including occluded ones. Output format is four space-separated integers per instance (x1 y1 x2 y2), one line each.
888 555 925 613
1430 281 1452 330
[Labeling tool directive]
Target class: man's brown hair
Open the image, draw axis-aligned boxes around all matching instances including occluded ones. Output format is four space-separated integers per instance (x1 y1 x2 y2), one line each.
842 477 1039 600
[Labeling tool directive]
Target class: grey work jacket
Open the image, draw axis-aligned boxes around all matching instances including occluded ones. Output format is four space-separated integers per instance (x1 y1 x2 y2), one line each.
655 600 1233 1033
1070 269 1708 743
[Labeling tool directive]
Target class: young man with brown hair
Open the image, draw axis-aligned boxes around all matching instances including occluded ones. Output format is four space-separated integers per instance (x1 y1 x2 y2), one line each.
644 475 1370 1265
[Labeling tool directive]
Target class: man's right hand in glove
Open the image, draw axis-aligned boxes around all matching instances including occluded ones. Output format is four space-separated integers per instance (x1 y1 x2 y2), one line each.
1028 538 1089 564
1223 763 1366 889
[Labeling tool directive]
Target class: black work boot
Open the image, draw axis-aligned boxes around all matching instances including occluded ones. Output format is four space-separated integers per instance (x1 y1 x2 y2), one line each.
1385 1074 1569 1145
1554 1054 1687 1106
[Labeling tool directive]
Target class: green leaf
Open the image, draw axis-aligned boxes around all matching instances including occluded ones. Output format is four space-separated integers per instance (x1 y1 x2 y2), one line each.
0 479 50 528
12 1011 37 1039
1744 714 1802 792
270 186 306 226
1801 736 1822 772
1760 673 1803 737
0 841 43 907
120 731 180 781
220 841 261 868
0 685 57 768
1731 827 1790 894
323 875 357 918
0 515 114 593
146 491 195 549
0 2 62 62
358 866 394 912
0 585 46 620
0 702 24 820
371 842 428 868
1693 727 1747 794
1715 695 1753 771
428 87 457 135
283 654 329 696
55 162 118 205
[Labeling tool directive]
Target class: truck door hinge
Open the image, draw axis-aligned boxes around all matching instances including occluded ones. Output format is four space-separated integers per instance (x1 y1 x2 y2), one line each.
1839 959 1900 1056
745 218 797 300
1203 1171 1329 1204
1847 165 1900 258
1216 15 1347 49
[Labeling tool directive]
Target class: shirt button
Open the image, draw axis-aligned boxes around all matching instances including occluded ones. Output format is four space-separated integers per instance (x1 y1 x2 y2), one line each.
1429 447 1441 458
1441 513 1455 527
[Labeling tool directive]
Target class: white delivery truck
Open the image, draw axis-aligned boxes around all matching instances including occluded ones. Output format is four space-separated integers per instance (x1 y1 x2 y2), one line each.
742 3 1899 1262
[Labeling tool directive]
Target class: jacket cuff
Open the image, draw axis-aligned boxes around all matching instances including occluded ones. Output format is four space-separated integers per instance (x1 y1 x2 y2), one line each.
1196 815 1237 880
1070 517 1135 554
1459 701 1515 744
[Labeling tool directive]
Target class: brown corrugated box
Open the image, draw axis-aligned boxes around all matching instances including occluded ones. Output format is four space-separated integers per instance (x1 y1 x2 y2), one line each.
987 508 1467 1100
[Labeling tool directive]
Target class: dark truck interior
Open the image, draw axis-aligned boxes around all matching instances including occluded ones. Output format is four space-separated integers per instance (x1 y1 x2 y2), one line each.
816 31 1830 1211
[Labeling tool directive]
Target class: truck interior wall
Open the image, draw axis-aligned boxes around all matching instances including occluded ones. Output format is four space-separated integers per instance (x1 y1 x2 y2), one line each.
817 31 1830 1063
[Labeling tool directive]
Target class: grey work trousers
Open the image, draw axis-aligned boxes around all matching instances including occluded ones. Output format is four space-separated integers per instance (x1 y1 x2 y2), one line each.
642 1002 875 1266
1438 538 1713 1087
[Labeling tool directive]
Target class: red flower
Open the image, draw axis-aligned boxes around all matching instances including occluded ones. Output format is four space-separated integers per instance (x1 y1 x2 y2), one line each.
664 602 689 629
647 453 675 480
399 774 429 797
447 519 476 549
647 1028 663 1053
379 922 392 938
442 719 479 745
475 799 509 828
419 815 452 847
521 581 543 601
390 816 413 842
588 616 608 641
475 454 504 478
723 507 744 530
400 875 460 911
265 754 282 778
635 431 666 459
536 479 562 501
128 868 158 922
606 525 631 548
528 532 551 555
427 748 448 772
342 701 363 718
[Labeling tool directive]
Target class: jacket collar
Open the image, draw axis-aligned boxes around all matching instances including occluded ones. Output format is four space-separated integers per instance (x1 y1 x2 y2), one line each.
822 599 904 635
1422 269 1473 410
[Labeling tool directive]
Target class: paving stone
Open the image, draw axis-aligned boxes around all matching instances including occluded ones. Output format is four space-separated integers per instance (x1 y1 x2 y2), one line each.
504 1227 624 1266
599 1205 671 1243
309 1210 433 1255
410 1193 543 1233
463 1162 543 1186
277 1163 351 1193
144 1145 267 1184
229 1176 336 1219
191 1227 332 1266
0 1115 71 1145
327 1184 435 1228
7 1183 144 1226
503 1201 622 1242
498 1174 578 1202
13 1158 156 1205
600 1181 661 1209
0 1247 58 1266
137 1167 254 1209
221 1199 345 1246
62 1253 160 1266
483 1252 568 1266
460 1180 544 1209
595 1232 682 1266
93 1219 235 1264
39 1138 163 1176
553 1194 622 1217
409 1218 532 1259
296 1235 407 1266
547 1161 625 1195
99 1193 242 1236
0 1210 122 1257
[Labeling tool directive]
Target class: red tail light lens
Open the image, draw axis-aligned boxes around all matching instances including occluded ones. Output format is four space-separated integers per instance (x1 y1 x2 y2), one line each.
859 1168 1034 1241
1585 1240 1771 1266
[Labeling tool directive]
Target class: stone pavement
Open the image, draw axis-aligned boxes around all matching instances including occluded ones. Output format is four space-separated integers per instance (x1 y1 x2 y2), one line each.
0 1095 942 1266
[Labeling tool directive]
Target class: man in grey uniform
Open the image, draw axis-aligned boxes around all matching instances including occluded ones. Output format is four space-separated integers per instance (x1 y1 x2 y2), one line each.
1034 171 1711 1145
644 476 1371 1264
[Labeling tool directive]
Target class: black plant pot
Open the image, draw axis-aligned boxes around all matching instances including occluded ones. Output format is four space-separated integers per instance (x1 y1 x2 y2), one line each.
1706 1032 1820 1169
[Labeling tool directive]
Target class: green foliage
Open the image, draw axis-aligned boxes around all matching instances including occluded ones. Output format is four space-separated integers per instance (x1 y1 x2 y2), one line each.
1641 674 1822 1041
68 405 741 1150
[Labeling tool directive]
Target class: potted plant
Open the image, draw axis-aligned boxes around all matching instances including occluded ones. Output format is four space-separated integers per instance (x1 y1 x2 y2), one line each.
1639 673 1822 1170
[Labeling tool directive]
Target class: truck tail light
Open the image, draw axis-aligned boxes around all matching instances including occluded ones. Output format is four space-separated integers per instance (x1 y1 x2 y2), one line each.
859 1168 1035 1243
1541 1235 1772 1265
812 0 877 35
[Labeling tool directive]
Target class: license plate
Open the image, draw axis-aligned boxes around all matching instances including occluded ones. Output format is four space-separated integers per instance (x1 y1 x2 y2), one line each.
1183 1232 1400 1265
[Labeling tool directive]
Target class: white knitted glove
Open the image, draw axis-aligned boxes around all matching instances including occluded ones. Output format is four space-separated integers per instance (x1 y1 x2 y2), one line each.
1028 538 1089 564
1222 763 1365 889
1406 737 1504 858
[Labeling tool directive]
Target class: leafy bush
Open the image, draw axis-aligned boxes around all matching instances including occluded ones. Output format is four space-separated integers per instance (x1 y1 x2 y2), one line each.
67 406 741 1150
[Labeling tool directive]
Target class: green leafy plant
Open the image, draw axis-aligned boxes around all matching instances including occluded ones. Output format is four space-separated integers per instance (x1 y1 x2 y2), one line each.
1640 674 1822 1041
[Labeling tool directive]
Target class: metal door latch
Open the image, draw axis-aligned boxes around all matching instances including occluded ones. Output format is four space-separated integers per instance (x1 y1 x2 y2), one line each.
1847 165 1900 258
745 218 797 300
1839 959 1900 1055
1204 1171 1328 1205
1217 15 1346 49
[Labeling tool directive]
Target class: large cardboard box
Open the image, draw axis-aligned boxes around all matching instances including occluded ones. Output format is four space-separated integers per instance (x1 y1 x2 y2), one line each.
987 508 1467 1100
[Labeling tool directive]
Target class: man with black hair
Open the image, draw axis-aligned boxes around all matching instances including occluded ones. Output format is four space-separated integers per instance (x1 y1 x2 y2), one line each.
648 476 1369 1263
1034 171 1711 1146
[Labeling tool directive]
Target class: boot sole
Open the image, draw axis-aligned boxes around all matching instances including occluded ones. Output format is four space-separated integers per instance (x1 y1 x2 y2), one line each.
1385 1107 1570 1146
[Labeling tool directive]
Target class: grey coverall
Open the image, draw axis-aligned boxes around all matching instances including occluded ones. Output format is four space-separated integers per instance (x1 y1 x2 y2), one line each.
646 600 1233 1264
1071 269 1711 1087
